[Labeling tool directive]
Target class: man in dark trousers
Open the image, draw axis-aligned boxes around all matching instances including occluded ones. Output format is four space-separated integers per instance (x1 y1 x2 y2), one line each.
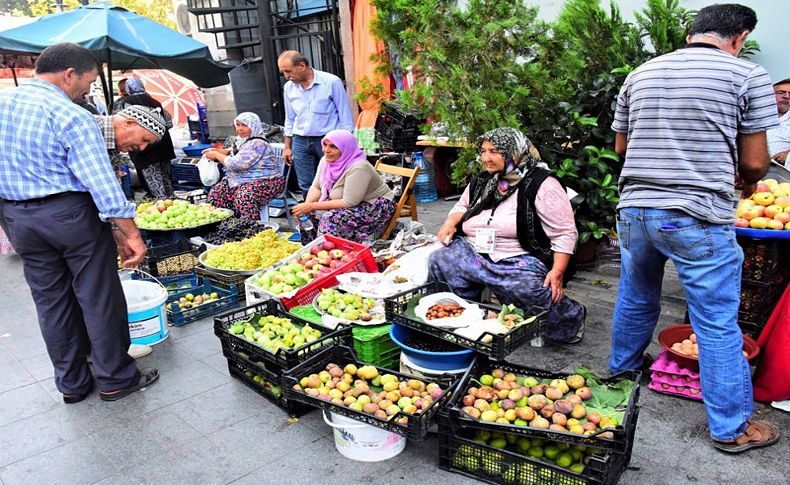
0 43 159 403
609 4 779 452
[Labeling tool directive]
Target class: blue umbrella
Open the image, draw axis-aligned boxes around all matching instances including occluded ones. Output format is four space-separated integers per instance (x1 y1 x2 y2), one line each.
0 2 234 97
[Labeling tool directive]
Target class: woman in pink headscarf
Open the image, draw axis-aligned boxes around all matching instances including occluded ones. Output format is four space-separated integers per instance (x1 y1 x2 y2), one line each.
292 129 394 243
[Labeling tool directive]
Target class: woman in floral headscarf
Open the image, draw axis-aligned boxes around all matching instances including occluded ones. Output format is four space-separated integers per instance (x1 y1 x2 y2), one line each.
429 127 586 344
291 129 394 243
204 112 285 220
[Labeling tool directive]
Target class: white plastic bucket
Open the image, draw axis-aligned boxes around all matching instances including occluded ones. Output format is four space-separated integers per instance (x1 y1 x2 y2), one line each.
121 278 169 346
400 351 471 380
322 411 406 462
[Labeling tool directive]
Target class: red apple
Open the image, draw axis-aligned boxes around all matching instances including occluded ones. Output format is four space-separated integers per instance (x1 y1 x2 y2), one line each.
322 241 336 251
340 255 353 263
318 256 331 266
329 260 340 269
317 250 329 259
330 249 346 260
303 260 316 269
319 266 333 274
310 245 322 256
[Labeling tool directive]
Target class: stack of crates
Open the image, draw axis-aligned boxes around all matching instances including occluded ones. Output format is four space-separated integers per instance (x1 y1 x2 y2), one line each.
737 236 790 337
374 102 423 152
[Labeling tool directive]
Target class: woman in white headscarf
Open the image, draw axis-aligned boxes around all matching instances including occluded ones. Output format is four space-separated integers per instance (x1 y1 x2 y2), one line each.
203 112 285 220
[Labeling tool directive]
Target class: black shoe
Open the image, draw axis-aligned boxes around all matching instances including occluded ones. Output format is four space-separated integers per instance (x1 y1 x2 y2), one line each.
63 381 94 404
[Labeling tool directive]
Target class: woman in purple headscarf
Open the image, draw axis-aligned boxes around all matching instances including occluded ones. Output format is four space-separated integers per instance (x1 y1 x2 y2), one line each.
292 130 395 243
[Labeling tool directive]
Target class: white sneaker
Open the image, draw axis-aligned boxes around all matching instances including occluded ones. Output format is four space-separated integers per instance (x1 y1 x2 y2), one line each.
128 344 152 359
771 400 790 412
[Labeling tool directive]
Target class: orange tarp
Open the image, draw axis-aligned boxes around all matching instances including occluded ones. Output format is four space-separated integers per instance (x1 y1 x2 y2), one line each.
352 0 390 128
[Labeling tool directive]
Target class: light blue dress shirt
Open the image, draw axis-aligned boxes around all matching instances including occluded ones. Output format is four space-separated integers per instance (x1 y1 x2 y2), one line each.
282 68 354 137
0 79 135 220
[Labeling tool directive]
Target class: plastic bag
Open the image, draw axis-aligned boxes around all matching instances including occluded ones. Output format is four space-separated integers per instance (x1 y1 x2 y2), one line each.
197 156 220 186
382 242 443 286
413 292 485 329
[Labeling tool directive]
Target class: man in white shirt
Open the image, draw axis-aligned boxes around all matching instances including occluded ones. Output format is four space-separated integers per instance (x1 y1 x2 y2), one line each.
767 77 790 165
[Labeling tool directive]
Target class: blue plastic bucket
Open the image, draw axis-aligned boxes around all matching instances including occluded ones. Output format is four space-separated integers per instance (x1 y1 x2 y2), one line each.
121 279 169 345
389 324 475 370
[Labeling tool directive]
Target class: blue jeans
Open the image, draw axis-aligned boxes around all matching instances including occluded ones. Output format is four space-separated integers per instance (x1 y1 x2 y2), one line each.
291 135 324 194
609 208 751 441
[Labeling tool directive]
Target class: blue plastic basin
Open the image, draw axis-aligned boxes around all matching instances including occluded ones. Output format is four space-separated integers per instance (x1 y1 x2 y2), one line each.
389 324 474 370
182 143 213 157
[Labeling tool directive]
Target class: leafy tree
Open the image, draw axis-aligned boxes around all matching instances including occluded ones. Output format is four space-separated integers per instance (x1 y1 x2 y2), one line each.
634 0 694 56
15 0 175 29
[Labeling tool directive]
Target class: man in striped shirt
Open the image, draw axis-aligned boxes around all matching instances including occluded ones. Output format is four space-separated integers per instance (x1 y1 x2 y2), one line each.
609 4 779 453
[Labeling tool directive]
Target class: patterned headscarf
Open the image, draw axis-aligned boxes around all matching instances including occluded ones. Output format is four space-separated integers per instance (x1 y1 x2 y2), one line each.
463 127 542 220
233 112 265 150
125 78 146 95
318 129 366 202
117 105 166 140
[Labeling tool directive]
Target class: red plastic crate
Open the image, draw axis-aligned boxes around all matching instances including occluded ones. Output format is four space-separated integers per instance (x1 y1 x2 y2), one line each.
246 235 377 310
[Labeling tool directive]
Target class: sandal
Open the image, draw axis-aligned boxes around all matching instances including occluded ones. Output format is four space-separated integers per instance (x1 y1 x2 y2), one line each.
712 419 780 453
100 368 160 402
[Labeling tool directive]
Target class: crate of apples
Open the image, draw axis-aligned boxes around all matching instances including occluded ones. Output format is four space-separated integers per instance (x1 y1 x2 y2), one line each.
735 179 790 230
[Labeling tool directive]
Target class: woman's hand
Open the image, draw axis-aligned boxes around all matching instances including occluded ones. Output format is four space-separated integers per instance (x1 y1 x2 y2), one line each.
437 220 457 246
543 269 564 304
292 202 314 218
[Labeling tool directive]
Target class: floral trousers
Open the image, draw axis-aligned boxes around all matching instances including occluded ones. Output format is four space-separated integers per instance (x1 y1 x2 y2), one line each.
207 177 285 220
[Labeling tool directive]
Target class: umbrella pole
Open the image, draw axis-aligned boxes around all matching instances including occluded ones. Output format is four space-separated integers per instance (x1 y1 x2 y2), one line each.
98 64 109 109
11 65 18 87
106 49 114 107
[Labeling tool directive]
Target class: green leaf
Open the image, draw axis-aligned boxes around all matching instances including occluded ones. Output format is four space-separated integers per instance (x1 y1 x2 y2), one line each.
574 367 635 410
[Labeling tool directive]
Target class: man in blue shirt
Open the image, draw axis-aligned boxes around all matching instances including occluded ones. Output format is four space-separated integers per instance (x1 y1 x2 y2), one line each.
0 43 160 403
278 51 354 195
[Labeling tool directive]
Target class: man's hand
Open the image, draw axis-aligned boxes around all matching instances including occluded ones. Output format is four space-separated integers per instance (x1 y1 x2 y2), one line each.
112 218 147 268
543 269 565 304
283 147 294 165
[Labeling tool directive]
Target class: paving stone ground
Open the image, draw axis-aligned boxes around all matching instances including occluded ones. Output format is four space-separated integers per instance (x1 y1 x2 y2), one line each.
0 197 787 485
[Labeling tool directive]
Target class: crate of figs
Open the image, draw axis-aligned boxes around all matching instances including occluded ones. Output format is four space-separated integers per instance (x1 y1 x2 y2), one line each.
222 341 314 417
283 345 458 440
384 282 545 361
438 416 634 485
213 300 352 369
445 356 641 454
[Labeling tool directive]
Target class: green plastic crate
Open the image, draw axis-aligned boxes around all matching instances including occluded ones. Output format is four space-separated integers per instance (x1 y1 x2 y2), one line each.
353 324 400 369
288 306 401 369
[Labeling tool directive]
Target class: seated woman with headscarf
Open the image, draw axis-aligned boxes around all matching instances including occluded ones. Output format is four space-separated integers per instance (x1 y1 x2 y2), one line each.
429 127 586 344
203 112 285 220
118 78 176 199
291 130 395 243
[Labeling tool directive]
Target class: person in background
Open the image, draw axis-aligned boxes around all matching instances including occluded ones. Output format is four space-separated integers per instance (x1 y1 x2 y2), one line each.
277 51 354 196
203 112 285 220
117 78 175 199
766 77 790 165
0 43 159 403
110 77 128 114
291 129 395 243
428 127 585 344
609 4 779 453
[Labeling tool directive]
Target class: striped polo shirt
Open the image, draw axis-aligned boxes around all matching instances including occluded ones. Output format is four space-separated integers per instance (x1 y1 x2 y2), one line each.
611 45 777 224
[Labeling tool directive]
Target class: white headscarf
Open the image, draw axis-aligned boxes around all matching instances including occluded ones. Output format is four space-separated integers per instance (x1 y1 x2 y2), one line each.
233 112 265 150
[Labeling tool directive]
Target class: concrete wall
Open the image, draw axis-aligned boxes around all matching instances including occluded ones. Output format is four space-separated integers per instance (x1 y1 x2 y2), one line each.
529 0 789 81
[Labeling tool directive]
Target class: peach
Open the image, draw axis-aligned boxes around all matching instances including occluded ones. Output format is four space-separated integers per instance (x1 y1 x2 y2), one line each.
764 205 784 218
767 219 784 230
749 217 769 229
734 218 749 228
753 192 775 206
755 182 771 193
774 212 790 224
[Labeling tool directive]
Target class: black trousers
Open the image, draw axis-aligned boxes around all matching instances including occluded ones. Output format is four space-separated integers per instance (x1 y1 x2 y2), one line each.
3 192 139 394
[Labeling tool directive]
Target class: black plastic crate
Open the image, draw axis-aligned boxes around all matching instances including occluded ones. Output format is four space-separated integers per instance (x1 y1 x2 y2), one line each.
226 353 313 418
738 237 790 284
739 280 784 314
445 356 640 454
142 239 203 277
384 282 545 361
167 278 239 326
214 300 353 369
195 264 248 299
437 413 635 485
282 345 458 440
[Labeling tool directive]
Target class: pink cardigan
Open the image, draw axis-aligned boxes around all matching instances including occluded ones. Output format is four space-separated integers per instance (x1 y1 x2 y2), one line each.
449 176 577 263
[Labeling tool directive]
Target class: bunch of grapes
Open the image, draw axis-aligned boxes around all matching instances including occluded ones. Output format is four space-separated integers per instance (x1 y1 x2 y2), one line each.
204 219 266 245
203 230 300 271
